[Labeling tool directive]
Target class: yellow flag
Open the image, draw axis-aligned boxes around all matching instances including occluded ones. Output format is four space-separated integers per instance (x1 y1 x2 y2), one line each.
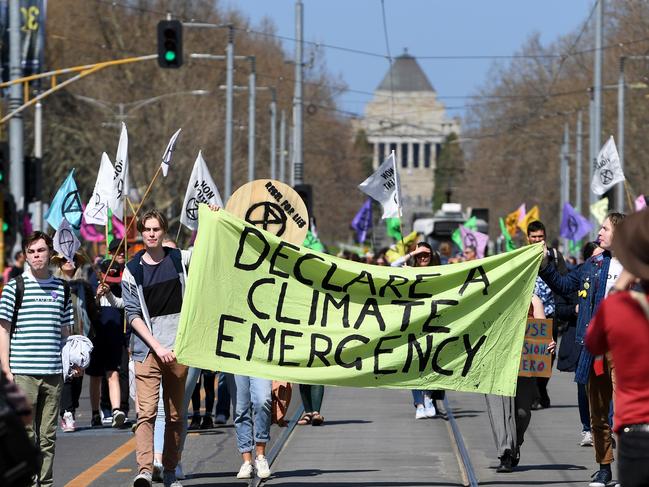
590 197 609 224
518 205 540 234
385 231 419 263
505 203 525 237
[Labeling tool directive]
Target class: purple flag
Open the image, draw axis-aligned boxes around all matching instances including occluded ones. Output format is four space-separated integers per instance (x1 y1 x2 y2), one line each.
351 199 372 243
460 226 489 258
560 203 592 241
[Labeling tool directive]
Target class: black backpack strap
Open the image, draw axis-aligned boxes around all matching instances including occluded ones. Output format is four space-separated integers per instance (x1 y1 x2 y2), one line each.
10 275 25 337
62 280 71 311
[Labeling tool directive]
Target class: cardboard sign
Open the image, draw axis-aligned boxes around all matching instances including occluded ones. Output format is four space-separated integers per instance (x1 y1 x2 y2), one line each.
519 318 553 378
226 179 309 245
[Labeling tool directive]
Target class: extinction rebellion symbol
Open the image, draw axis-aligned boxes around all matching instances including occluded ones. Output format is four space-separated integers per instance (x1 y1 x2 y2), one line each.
599 168 614 186
245 202 287 237
567 216 579 239
463 232 478 249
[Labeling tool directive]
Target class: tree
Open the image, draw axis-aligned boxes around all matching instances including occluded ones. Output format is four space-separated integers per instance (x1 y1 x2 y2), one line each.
433 132 464 210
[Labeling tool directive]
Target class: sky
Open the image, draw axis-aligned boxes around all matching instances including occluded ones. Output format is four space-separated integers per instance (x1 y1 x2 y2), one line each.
226 0 594 119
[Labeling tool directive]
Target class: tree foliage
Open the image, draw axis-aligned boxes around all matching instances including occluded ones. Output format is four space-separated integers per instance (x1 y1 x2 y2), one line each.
31 0 365 243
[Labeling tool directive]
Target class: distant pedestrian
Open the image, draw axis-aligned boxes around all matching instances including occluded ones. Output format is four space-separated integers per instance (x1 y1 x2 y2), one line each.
586 209 649 487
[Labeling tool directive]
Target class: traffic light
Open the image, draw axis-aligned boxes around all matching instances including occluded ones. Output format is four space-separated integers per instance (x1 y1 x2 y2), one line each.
294 183 314 223
157 20 183 69
0 142 8 189
25 156 42 202
1 192 17 254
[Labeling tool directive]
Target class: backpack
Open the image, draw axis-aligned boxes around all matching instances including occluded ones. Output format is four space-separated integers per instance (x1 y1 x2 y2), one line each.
10 275 71 336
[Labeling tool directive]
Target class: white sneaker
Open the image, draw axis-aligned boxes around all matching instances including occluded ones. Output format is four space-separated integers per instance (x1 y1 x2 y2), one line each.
236 461 253 479
415 406 427 419
423 397 437 418
175 463 185 480
580 430 593 447
112 409 126 428
255 455 271 479
61 411 76 432
100 409 113 426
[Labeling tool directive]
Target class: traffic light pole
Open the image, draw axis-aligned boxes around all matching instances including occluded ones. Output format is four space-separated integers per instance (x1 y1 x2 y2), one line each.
9 0 24 252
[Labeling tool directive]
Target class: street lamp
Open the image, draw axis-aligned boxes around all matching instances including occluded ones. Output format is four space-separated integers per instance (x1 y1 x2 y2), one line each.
73 90 210 126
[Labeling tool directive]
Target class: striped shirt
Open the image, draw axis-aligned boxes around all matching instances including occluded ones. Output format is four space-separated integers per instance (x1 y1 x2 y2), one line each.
0 271 74 375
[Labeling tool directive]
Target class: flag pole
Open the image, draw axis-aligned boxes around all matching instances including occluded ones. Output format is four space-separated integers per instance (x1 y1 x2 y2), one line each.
623 180 634 211
101 165 163 285
391 150 407 257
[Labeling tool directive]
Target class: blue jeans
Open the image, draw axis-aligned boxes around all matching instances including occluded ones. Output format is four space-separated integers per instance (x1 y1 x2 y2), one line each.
154 390 165 455
234 375 272 453
215 372 235 419
412 390 427 407
577 382 590 432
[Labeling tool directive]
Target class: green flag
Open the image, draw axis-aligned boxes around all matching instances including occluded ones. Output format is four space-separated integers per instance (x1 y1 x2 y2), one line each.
175 206 543 396
303 230 325 252
451 216 478 250
385 217 402 241
499 217 516 252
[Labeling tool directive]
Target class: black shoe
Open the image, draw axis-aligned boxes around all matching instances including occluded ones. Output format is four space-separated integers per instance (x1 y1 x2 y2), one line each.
188 414 201 430
588 468 612 487
496 450 514 473
200 415 214 430
511 447 520 467
91 413 103 428
539 397 551 409
531 399 543 410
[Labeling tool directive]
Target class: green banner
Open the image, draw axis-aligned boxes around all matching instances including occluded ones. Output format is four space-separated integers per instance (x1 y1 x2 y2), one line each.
176 206 543 396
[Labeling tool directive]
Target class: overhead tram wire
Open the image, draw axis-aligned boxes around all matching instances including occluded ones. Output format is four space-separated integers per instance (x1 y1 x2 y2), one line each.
93 0 649 63
379 0 395 122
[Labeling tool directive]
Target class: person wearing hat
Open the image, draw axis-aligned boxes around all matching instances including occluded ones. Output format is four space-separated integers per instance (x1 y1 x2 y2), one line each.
52 249 101 433
586 209 649 487
90 256 129 430
539 211 626 487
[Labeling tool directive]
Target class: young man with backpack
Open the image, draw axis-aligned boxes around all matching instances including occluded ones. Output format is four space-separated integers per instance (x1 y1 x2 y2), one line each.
0 231 75 487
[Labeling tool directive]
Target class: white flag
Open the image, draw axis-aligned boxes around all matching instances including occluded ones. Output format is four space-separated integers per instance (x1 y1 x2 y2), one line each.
160 128 182 177
109 123 129 220
358 152 401 219
180 151 223 230
53 218 81 267
591 136 625 196
84 152 115 225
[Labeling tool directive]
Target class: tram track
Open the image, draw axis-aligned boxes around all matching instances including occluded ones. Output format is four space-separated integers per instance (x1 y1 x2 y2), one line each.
443 395 479 487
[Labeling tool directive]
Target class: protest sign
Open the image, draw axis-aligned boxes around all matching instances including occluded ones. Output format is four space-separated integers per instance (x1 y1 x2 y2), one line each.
226 179 309 245
176 207 543 396
519 318 553 378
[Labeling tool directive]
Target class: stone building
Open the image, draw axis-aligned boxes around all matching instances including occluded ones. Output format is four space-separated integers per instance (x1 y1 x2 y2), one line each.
359 50 460 231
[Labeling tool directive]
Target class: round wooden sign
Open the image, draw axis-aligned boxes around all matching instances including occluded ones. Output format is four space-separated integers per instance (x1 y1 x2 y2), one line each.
225 179 309 245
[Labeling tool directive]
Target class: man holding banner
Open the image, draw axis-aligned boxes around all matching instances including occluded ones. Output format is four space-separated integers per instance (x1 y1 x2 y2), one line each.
122 209 192 487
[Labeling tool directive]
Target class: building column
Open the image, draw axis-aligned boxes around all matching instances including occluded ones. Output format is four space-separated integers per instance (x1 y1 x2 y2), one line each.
373 142 379 170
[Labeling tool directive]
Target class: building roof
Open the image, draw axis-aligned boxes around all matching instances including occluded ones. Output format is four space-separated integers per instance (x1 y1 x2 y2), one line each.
377 50 434 92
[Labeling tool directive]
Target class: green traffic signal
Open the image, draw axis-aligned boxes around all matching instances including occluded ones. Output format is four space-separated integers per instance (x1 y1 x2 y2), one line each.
2 222 7 232
165 50 176 62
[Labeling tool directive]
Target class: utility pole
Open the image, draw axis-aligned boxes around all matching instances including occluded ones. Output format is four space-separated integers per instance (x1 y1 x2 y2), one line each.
617 56 625 211
248 56 256 181
591 0 603 227
270 89 277 180
561 123 570 253
576 110 583 214
589 89 596 238
32 101 43 231
225 25 234 201
293 0 304 185
279 110 286 183
9 0 24 251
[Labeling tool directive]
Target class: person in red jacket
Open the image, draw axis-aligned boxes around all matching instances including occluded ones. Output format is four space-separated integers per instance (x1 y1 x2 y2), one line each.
586 209 649 487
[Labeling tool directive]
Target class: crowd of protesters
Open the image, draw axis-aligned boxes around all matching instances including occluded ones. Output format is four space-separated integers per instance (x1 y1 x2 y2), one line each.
0 204 648 487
